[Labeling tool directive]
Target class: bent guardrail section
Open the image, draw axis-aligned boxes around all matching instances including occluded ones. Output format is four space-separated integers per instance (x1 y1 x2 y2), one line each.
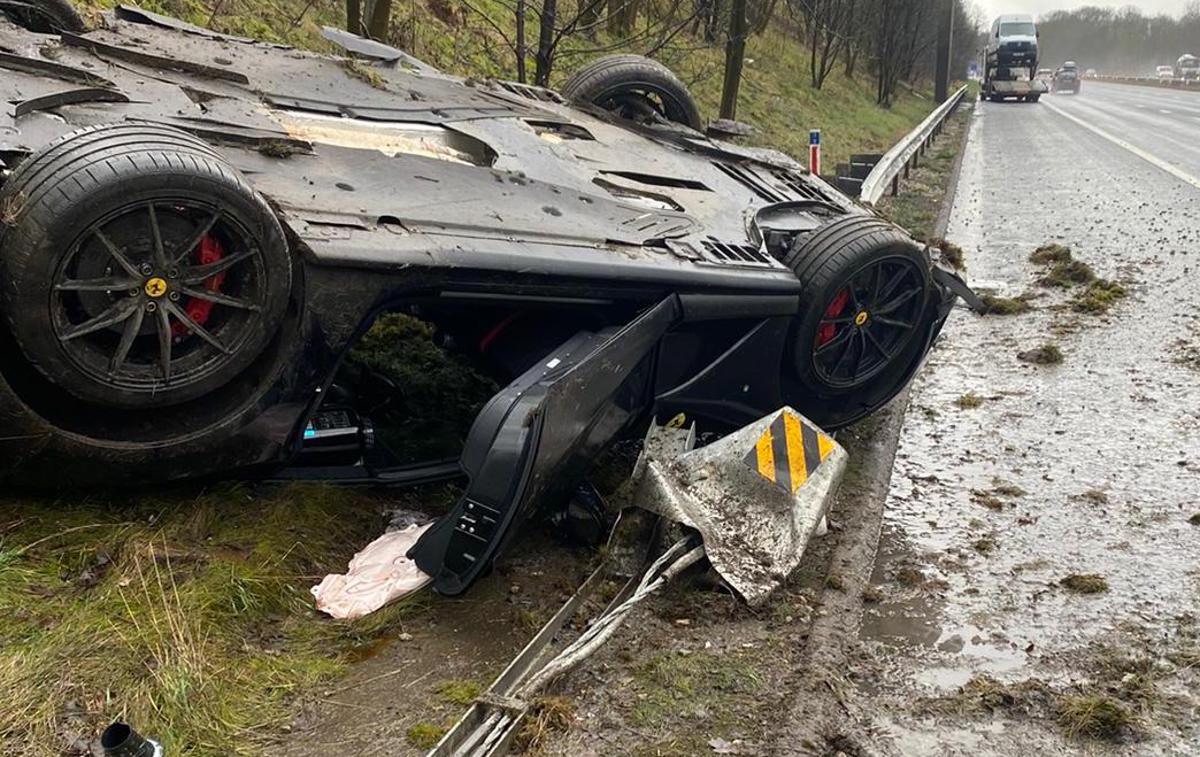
859 84 969 206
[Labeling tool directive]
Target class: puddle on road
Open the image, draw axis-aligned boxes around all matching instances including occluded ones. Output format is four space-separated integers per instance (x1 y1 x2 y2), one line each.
859 100 1200 752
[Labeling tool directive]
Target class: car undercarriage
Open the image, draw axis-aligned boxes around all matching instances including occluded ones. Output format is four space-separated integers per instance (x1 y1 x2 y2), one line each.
0 4 973 595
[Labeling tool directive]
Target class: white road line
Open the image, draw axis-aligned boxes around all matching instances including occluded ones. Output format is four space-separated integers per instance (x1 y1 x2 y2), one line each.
1043 100 1200 192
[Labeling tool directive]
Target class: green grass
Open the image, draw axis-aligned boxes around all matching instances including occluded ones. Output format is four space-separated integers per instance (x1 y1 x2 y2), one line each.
0 484 437 755
628 650 762 729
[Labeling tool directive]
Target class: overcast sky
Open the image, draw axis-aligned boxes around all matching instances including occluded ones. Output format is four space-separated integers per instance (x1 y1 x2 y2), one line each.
975 0 1192 24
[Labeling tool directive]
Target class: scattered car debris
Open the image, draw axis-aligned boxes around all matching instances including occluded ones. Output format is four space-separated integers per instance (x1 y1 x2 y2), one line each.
99 722 161 757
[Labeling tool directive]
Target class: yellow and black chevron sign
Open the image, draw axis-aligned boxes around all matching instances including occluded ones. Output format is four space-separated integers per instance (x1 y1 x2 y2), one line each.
742 411 835 495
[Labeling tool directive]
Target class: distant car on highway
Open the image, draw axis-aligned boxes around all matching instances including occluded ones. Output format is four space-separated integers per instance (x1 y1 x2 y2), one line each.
1085 68 1097 78
1176 54 1199 80
1157 65 1176 80
1053 62 1081 94
1036 68 1053 83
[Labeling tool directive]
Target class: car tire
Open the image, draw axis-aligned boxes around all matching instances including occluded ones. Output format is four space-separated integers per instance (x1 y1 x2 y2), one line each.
560 54 703 130
780 215 934 423
1 0 85 32
0 123 292 409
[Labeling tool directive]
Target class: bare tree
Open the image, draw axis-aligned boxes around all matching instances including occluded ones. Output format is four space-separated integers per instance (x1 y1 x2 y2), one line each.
792 0 857 88
862 0 935 106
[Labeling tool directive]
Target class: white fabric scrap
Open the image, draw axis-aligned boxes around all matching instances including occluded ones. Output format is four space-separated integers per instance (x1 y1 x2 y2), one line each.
311 523 434 619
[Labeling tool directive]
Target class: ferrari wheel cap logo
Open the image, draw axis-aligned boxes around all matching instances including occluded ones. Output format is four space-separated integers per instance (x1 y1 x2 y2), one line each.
144 277 168 298
854 310 869 326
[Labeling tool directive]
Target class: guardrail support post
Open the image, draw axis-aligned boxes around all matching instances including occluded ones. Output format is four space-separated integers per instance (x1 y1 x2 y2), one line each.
858 84 966 207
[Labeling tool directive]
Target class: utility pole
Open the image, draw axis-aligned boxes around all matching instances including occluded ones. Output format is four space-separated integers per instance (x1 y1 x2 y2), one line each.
934 0 955 103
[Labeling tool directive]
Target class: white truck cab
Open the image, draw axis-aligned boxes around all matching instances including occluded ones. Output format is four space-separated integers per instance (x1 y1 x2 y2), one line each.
989 14 1039 67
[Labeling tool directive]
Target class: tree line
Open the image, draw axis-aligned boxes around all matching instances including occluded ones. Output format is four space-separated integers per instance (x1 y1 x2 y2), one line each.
1038 3 1200 76
345 0 981 115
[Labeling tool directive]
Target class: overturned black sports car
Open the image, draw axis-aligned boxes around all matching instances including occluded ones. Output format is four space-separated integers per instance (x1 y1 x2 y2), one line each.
0 4 971 594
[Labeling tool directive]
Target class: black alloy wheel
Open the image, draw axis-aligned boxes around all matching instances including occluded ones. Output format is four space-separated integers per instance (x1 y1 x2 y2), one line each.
810 256 925 390
51 200 268 395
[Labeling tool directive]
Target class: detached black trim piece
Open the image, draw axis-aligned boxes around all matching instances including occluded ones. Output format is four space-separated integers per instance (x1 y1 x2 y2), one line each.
411 297 679 594
13 87 129 117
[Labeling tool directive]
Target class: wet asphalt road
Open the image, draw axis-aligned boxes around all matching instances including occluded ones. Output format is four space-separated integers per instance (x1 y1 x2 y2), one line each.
861 86 1200 754
1046 81 1200 177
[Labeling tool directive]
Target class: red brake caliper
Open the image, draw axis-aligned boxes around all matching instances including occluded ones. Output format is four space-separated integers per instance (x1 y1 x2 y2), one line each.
172 234 226 340
816 287 850 347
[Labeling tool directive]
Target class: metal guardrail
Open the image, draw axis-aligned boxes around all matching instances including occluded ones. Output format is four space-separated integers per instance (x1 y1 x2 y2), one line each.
859 84 969 206
1091 75 1200 91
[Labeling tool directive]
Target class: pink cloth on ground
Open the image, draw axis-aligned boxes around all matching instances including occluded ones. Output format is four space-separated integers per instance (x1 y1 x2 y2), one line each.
311 523 434 619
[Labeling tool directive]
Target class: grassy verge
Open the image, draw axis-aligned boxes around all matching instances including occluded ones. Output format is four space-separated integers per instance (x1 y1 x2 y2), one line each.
0 483 449 755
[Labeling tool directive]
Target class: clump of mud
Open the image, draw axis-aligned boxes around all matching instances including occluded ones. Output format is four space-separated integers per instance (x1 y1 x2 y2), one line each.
1026 244 1129 316
1172 337 1200 372
972 537 997 554
342 58 388 89
258 140 307 158
930 238 966 270
1058 694 1138 741
954 392 984 409
1017 343 1064 365
1060 573 1109 594
1029 244 1073 265
1071 280 1127 314
1188 513 1200 526
1039 259 1097 289
980 293 1034 316
990 480 1026 497
516 696 575 751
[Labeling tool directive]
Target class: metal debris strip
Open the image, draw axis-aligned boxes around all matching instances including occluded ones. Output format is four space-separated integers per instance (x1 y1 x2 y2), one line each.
430 534 705 756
